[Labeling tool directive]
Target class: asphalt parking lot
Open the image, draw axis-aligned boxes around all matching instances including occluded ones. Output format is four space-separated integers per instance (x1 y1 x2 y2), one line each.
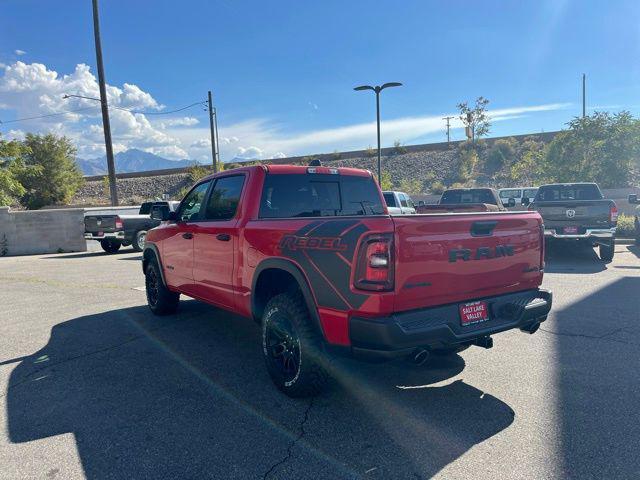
1 242 639 479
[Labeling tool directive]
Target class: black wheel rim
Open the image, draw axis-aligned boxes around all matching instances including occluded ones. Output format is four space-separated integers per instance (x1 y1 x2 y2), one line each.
146 267 159 307
265 312 301 384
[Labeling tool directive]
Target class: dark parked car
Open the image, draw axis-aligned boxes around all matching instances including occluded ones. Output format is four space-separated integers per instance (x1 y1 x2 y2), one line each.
531 183 617 261
84 201 179 253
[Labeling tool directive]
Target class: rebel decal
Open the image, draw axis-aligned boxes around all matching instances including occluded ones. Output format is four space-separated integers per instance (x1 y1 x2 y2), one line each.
279 235 348 252
279 219 371 311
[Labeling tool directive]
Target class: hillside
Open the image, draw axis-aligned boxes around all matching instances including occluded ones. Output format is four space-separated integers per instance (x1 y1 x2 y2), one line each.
76 149 200 175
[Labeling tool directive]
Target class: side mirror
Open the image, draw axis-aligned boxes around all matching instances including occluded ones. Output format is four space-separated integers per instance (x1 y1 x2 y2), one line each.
521 197 531 206
507 198 516 208
417 200 425 207
151 205 174 221
628 193 639 204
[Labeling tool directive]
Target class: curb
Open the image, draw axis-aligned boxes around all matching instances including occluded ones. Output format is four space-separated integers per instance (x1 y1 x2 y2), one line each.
616 238 636 245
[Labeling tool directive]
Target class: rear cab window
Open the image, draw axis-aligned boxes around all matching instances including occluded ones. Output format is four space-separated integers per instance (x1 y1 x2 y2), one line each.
383 192 397 207
259 173 385 218
499 189 521 199
441 189 497 205
536 184 603 201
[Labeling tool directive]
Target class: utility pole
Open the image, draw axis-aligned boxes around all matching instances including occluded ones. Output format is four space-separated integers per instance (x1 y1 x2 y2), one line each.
443 116 453 145
91 0 118 206
213 107 220 164
582 73 586 118
207 91 217 173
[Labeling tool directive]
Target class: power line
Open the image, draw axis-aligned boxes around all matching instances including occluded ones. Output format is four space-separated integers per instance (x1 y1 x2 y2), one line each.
0 106 98 125
0 100 208 126
112 101 207 116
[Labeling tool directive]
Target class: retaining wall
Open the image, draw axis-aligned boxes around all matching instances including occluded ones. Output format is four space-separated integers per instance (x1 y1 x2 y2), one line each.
0 207 86 256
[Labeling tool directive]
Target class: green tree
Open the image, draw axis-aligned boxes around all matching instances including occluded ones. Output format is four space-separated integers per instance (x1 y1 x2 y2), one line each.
457 96 491 141
485 137 517 174
510 138 548 185
17 133 84 209
398 178 422 195
429 180 446 194
374 171 393 190
456 142 480 183
544 112 640 188
0 134 29 207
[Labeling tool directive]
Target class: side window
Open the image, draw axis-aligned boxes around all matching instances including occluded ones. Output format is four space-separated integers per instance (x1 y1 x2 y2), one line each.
204 175 246 220
177 181 211 222
405 195 415 208
399 194 409 208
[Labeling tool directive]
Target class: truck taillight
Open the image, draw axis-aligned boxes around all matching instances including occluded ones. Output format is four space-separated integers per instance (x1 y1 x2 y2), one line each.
355 234 394 291
610 204 618 223
115 216 123 229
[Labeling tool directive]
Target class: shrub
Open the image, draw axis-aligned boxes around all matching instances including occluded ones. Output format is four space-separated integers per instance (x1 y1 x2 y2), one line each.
616 213 636 237
393 140 407 154
429 180 446 194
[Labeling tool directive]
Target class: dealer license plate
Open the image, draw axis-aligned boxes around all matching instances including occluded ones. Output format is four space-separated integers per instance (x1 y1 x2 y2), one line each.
459 301 489 326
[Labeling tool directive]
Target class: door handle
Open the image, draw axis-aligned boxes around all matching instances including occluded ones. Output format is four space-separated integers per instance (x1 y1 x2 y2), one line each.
182 232 193 239
216 233 231 241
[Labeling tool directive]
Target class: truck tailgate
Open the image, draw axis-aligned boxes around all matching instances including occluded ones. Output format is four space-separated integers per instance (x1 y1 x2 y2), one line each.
535 200 612 226
84 215 118 233
392 212 543 312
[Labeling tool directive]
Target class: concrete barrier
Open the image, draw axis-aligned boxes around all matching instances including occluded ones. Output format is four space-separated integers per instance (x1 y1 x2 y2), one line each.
0 207 87 256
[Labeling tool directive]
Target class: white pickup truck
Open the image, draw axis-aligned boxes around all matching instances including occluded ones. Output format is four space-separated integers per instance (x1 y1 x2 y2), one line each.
382 191 417 215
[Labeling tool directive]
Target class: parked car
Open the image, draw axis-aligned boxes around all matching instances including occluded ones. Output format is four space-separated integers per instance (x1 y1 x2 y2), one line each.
499 187 538 209
438 188 506 211
629 193 640 244
143 165 552 397
530 183 617 261
382 191 417 214
84 201 179 253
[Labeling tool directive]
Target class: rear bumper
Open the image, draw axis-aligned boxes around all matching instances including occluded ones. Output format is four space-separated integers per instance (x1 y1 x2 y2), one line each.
544 227 615 239
349 289 552 360
84 231 125 241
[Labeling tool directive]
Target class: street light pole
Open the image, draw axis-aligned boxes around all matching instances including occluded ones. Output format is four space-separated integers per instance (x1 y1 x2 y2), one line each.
91 0 118 206
354 82 402 185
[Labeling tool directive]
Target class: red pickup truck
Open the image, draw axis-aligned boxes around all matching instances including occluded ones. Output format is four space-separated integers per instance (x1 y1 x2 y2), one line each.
143 165 552 397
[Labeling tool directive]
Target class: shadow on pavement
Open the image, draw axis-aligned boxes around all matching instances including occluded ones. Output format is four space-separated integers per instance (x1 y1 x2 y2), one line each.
7 300 514 479
627 244 640 259
43 251 139 260
544 241 607 274
549 277 640 478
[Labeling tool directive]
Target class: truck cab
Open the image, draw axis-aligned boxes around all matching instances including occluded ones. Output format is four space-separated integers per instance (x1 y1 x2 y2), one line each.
382 191 417 215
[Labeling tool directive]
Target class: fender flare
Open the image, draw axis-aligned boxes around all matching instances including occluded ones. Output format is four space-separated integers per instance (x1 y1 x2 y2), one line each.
142 243 167 287
251 258 324 336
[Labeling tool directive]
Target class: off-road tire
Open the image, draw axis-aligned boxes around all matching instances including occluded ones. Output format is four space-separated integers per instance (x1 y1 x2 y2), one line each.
145 260 179 315
133 230 147 252
262 292 329 397
599 242 615 262
432 344 470 356
100 239 121 254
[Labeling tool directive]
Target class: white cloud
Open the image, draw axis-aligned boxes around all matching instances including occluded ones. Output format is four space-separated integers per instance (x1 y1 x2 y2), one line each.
159 116 199 128
0 61 185 159
14 50 26 56
235 146 263 160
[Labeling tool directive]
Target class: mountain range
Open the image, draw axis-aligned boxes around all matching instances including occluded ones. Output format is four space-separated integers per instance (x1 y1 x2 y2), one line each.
76 149 203 175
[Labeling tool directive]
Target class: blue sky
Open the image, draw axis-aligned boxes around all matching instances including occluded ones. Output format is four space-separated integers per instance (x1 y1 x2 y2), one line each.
1 0 640 161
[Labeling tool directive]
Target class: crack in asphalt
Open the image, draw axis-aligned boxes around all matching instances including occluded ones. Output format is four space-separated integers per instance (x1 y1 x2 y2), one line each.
538 326 639 346
261 396 315 480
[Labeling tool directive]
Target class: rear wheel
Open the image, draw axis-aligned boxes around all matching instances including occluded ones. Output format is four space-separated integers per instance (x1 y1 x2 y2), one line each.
599 241 615 262
262 292 329 397
145 260 179 315
100 239 121 254
132 230 147 252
